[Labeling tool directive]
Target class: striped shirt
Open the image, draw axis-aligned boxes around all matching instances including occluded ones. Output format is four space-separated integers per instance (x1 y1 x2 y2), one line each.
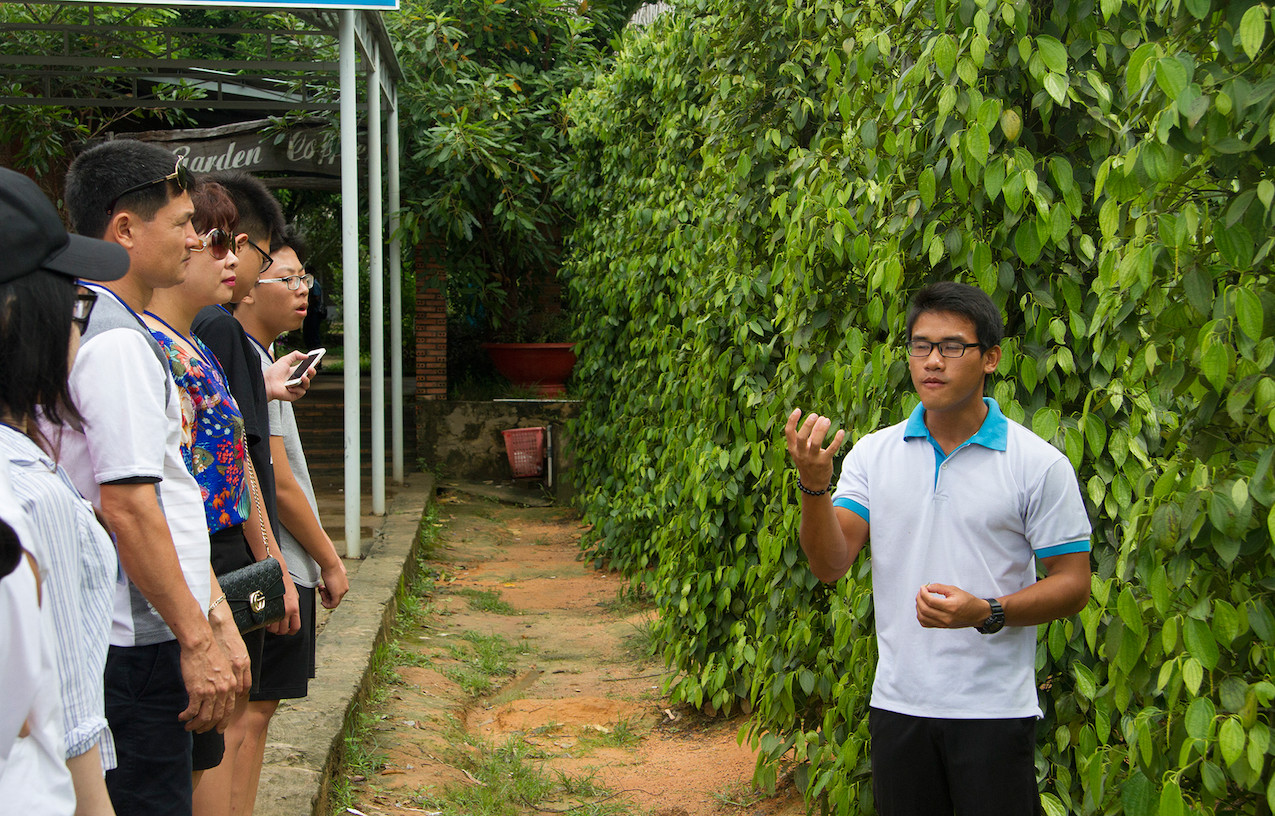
0 426 117 768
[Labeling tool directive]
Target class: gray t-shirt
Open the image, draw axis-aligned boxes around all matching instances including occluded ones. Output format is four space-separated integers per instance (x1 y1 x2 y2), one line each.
250 343 323 588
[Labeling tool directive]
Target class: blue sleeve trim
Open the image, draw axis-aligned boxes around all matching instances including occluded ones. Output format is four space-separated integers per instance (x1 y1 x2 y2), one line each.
833 497 869 524
1036 539 1091 559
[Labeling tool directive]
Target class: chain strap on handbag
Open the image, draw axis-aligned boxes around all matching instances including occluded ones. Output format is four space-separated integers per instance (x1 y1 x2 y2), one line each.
221 434 286 633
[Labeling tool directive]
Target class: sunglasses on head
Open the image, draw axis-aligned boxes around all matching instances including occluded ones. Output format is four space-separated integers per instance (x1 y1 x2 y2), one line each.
191 228 234 260
105 157 194 216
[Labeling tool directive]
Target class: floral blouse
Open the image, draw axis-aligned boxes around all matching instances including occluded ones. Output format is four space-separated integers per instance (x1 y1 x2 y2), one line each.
149 329 249 533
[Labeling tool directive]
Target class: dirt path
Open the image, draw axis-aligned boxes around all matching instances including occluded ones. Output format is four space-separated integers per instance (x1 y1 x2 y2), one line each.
342 486 804 816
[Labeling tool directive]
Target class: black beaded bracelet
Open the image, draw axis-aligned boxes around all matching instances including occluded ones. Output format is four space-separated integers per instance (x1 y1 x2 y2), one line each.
796 476 832 496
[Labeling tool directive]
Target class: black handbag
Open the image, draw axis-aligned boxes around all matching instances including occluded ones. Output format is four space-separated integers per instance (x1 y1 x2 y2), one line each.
221 433 287 633
221 555 287 633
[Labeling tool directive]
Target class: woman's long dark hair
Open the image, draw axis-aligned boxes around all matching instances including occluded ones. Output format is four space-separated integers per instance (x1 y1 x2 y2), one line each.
0 269 82 447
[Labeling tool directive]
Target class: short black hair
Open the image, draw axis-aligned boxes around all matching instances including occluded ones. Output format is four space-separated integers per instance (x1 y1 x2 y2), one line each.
0 270 83 438
204 171 285 247
66 140 186 239
269 223 309 265
906 281 1004 349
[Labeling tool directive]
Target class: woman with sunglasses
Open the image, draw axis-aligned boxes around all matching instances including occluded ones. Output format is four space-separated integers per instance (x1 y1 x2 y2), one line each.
141 181 294 816
0 167 132 815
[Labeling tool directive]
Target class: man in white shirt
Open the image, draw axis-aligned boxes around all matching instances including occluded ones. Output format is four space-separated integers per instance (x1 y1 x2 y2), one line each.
785 281 1091 815
56 140 250 816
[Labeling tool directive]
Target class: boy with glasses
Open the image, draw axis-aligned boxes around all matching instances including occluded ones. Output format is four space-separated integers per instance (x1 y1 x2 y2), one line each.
231 227 349 815
55 140 250 816
784 281 1092 816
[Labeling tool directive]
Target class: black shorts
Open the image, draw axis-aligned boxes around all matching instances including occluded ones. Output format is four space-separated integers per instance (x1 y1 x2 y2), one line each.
250 584 317 701
869 707 1041 816
104 641 194 814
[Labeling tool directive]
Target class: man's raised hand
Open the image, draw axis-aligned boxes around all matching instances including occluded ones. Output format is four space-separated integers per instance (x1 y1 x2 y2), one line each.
784 408 846 490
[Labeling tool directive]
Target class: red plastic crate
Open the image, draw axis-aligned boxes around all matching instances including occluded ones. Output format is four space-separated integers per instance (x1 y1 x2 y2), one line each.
502 427 546 478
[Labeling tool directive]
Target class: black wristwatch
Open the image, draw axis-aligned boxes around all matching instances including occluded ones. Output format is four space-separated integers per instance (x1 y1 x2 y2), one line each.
976 598 1004 634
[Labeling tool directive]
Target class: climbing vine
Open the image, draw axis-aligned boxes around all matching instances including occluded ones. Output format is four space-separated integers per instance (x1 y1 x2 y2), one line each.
564 0 1275 812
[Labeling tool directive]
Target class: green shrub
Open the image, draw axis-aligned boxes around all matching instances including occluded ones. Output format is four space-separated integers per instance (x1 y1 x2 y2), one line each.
564 0 1275 813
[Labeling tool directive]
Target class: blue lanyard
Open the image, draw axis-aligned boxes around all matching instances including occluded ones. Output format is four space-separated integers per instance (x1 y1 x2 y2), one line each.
244 331 274 363
80 282 146 331
143 310 231 385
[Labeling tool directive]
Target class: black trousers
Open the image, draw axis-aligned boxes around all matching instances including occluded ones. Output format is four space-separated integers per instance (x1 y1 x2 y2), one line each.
869 707 1041 816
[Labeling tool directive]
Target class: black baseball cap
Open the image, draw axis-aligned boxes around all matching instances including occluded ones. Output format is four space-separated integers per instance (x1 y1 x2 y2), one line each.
0 167 129 285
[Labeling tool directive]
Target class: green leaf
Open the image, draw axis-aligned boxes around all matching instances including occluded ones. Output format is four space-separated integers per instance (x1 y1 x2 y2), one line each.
933 34 957 77
1037 36 1068 73
1101 0 1122 20
1215 224 1255 269
1185 0 1210 19
1074 663 1097 699
1041 793 1067 816
966 123 991 166
1155 58 1189 100
1183 656 1204 695
1240 5 1268 60
984 158 1006 201
1200 343 1229 392
1015 220 1043 264
1158 779 1185 816
1044 73 1068 105
919 167 936 209
1220 716 1246 765
1183 617 1219 670
1122 770 1156 816
1032 406 1061 441
799 669 815 695
1236 288 1264 340
1185 696 1216 739
1142 142 1170 182
1099 198 1120 240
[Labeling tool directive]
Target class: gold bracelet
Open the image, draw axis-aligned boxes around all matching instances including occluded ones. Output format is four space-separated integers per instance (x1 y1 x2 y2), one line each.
207 593 227 616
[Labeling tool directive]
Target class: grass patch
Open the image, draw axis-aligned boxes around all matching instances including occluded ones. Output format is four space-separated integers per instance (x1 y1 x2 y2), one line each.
712 779 768 809
328 701 389 812
454 587 520 615
577 718 642 750
441 632 529 696
621 613 662 662
599 582 654 615
404 735 633 816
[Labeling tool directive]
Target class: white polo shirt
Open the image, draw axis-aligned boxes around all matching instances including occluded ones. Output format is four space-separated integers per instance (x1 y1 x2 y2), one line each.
45 287 211 648
832 398 1090 719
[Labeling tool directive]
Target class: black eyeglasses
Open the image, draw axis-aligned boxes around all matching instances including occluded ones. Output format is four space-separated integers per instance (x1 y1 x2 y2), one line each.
907 340 983 358
258 272 315 291
105 157 193 216
237 234 274 274
191 228 234 260
72 290 98 334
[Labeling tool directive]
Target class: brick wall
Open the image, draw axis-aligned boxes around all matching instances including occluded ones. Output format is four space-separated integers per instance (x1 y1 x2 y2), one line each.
414 239 447 401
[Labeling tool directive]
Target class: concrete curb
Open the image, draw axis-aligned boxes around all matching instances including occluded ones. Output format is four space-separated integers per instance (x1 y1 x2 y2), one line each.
255 475 435 816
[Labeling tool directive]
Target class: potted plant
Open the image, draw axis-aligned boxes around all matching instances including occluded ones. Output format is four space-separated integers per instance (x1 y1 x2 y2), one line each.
480 278 576 396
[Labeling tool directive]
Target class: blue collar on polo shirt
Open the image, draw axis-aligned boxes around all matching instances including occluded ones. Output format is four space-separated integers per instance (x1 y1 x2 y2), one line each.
905 397 1008 480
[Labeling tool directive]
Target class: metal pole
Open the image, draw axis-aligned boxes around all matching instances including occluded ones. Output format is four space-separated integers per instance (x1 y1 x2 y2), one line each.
339 10 362 558
388 86 404 485
368 47 385 516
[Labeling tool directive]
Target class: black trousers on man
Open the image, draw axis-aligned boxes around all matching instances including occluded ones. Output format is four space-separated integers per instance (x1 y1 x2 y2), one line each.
869 707 1042 816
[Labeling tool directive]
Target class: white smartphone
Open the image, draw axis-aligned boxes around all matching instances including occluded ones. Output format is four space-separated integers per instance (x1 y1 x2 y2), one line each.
285 348 325 387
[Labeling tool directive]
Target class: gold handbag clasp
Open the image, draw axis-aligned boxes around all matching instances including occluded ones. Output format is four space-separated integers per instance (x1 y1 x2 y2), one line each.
249 590 266 613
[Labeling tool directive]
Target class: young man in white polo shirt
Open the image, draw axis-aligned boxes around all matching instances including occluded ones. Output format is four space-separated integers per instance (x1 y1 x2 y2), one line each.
784 281 1091 815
